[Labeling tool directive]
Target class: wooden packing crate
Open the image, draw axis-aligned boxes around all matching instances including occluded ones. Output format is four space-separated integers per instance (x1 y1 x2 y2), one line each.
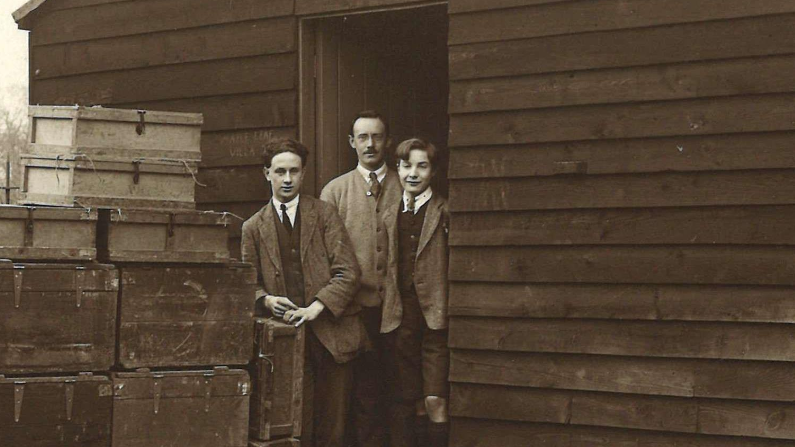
97 208 231 263
0 372 113 447
27 105 202 161
118 264 256 369
112 367 250 447
17 155 198 210
0 261 118 374
249 438 300 447
0 205 97 261
250 318 304 441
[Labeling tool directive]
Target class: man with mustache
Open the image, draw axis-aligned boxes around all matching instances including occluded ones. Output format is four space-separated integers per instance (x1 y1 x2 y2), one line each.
320 111 402 447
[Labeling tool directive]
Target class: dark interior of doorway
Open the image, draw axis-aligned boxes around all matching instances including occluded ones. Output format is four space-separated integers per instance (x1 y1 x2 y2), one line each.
304 5 449 197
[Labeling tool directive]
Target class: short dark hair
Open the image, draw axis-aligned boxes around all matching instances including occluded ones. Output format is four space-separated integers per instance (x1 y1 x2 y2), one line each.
262 138 309 168
349 110 389 138
395 138 438 171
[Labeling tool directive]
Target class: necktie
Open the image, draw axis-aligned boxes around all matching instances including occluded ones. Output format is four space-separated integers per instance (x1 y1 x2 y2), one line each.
369 172 381 199
406 194 416 213
280 204 293 233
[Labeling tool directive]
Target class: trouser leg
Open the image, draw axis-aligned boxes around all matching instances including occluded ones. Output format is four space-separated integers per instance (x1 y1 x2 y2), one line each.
308 329 353 447
350 306 387 447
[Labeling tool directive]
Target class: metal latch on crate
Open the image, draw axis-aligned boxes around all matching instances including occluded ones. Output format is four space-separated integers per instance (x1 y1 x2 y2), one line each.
152 375 163 415
75 267 86 308
14 382 25 422
165 212 176 251
23 207 35 247
13 268 24 309
203 373 214 413
135 110 147 135
65 380 75 421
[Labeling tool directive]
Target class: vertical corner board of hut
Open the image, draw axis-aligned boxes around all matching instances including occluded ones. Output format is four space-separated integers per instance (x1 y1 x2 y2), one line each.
117 264 256 369
0 204 97 262
0 373 113 445
0 261 118 374
27 105 202 161
111 367 250 447
98 208 231 263
250 318 304 442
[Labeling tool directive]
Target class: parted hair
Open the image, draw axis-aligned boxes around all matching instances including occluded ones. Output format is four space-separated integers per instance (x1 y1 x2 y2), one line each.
262 138 309 168
349 110 390 138
395 138 438 171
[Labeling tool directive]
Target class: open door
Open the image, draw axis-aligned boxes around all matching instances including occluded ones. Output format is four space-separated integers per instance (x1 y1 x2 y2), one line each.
300 5 449 197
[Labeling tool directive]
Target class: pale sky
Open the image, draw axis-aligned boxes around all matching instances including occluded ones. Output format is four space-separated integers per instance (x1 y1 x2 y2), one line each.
0 0 30 115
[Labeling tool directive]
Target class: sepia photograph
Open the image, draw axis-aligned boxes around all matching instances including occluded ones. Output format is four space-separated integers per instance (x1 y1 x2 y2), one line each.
2 0 795 446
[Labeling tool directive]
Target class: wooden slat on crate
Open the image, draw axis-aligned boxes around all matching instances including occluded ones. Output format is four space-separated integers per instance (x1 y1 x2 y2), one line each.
449 282 795 324
449 14 795 80
117 264 256 368
449 318 795 361
30 0 293 46
33 17 295 79
0 373 113 447
98 209 231 263
0 205 97 261
251 318 304 441
0 262 117 374
18 156 197 210
112 368 250 447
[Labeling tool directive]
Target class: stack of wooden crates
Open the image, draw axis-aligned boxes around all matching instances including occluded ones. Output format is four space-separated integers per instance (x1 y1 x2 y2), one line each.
0 106 302 447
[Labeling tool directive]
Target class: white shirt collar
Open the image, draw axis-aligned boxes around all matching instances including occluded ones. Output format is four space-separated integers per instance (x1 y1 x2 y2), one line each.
272 194 300 225
357 162 387 184
403 187 432 214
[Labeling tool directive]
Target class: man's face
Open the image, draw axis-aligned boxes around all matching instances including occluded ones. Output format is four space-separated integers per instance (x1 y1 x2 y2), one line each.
265 151 304 203
349 117 388 171
398 149 434 197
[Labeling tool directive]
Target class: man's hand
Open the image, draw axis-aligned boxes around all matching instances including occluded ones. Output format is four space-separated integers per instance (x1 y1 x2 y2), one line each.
264 295 299 317
283 300 326 327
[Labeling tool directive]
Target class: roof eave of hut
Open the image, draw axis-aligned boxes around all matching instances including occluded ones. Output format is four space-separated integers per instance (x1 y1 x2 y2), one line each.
13 0 48 30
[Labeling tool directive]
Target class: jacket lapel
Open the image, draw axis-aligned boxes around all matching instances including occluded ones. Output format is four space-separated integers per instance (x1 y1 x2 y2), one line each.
299 197 318 261
382 198 401 261
258 201 281 270
417 195 443 258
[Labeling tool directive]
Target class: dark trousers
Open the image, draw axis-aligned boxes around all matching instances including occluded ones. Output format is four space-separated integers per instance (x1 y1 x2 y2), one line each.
303 329 353 447
383 289 450 447
349 306 388 447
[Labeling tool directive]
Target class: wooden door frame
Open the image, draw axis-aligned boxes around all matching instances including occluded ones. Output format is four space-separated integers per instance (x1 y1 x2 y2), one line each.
298 2 448 196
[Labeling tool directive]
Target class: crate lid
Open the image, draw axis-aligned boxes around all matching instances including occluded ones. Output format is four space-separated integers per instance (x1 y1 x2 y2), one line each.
29 105 203 126
112 367 250 399
0 204 97 221
109 209 232 226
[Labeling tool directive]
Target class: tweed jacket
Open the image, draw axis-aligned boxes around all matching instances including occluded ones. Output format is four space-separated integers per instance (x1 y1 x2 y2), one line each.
241 195 365 364
380 193 450 333
320 168 402 308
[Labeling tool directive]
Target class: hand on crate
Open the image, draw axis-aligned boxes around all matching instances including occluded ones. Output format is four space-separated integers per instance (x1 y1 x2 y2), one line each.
264 295 299 317
283 300 326 328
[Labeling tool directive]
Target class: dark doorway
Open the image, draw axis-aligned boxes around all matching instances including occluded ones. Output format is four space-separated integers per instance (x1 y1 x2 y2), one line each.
300 5 449 197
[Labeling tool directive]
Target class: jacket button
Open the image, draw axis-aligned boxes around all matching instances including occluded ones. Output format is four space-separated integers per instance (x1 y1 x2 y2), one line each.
377 227 382 233
377 246 382 252
275 272 280 277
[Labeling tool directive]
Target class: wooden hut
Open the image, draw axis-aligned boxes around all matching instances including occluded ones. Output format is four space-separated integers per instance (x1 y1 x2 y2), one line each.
15 0 795 445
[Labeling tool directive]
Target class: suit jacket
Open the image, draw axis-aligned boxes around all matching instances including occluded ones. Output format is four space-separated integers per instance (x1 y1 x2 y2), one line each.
241 195 365 364
381 193 450 333
320 168 402 308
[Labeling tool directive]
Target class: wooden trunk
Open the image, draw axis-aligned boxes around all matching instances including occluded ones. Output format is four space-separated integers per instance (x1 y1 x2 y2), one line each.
0 261 118 374
28 105 202 161
249 438 300 447
118 264 256 369
112 367 250 447
250 318 304 441
0 205 97 261
97 208 231 263
0 373 113 447
17 155 197 209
